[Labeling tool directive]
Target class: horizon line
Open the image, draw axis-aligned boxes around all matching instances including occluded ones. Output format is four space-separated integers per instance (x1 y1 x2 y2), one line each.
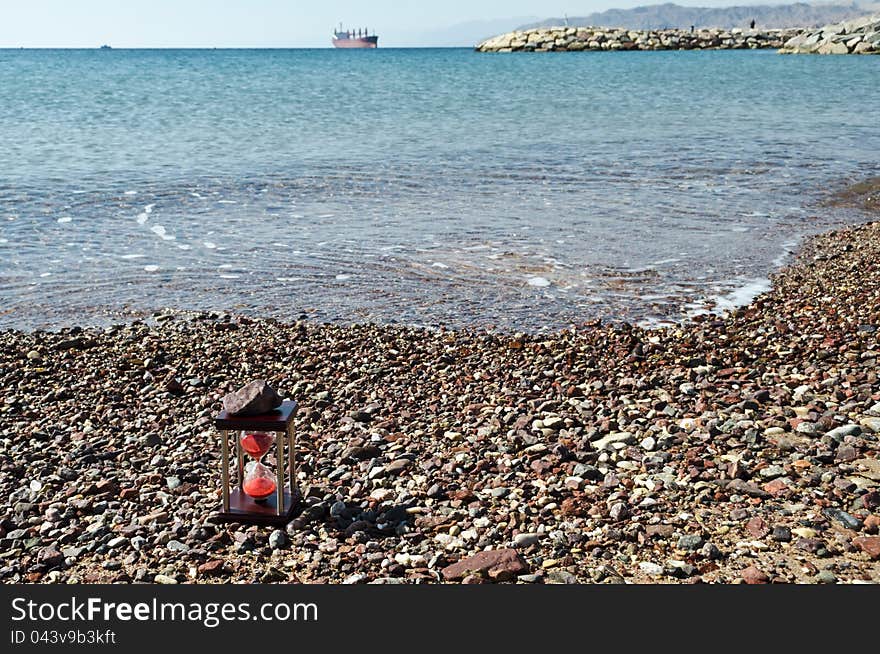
0 45 475 50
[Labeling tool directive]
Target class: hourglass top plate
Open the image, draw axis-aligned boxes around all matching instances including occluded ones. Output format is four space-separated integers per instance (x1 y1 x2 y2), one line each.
214 400 298 431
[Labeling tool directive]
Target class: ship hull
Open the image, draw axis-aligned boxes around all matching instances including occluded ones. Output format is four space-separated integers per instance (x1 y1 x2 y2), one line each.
332 36 378 49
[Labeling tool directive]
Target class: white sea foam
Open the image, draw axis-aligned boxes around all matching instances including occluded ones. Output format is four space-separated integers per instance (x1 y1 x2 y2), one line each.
217 200 236 204
144 204 155 214
191 192 203 198
57 216 72 224
721 279 772 307
637 317 678 330
150 225 175 240
177 244 191 250
527 276 551 287
120 254 146 259
692 277 772 316
318 213 335 218
772 240 799 268
143 265 159 272
136 213 149 225
40 272 52 277
219 274 241 279
335 274 352 281
203 241 217 249
124 190 138 196
0 238 8 244
431 262 449 269
276 277 302 282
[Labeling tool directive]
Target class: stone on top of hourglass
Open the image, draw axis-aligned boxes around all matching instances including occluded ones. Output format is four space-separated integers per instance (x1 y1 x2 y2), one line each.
222 379 282 416
215 399 298 432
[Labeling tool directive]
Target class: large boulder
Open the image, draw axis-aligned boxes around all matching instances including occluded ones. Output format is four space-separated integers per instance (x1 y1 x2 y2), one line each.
780 13 880 54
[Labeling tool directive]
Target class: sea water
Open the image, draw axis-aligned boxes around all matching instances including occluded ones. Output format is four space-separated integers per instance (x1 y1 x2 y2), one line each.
0 48 877 330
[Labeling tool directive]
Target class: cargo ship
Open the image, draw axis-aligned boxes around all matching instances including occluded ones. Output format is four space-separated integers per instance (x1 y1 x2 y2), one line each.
332 24 378 48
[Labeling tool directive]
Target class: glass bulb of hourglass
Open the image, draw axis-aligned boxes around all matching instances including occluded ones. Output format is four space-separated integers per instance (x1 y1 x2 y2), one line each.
240 431 274 461
242 460 276 501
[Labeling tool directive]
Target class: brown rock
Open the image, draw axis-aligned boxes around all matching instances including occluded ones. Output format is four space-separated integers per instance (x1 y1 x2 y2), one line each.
836 445 858 462
645 524 674 538
762 478 789 496
461 574 486 584
862 491 880 510
741 565 769 584
442 549 529 582
863 515 880 535
560 497 585 517
746 517 769 539
163 373 185 395
727 478 770 498
119 487 139 500
198 560 226 576
795 537 823 553
384 458 412 475
39 546 65 568
852 536 880 559
451 489 476 503
137 510 170 525
344 445 381 461
222 380 282 416
93 480 119 496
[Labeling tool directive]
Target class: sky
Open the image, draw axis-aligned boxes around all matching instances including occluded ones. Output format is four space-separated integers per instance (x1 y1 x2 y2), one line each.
1 0 807 48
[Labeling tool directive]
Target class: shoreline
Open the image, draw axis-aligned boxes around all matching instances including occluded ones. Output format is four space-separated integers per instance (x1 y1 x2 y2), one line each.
0 226 850 336
1 211 879 584
0 226 835 336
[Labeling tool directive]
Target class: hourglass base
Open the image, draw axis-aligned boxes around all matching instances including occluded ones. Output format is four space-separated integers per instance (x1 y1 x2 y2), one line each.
213 488 301 526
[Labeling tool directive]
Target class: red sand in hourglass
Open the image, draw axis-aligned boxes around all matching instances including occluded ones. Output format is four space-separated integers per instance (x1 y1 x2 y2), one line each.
242 476 276 501
240 432 274 459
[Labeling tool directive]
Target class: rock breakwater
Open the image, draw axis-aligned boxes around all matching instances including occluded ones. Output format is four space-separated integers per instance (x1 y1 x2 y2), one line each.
476 26 803 52
780 14 880 54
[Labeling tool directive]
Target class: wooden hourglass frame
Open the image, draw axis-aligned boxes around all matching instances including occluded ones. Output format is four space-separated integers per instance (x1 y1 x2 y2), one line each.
213 400 301 525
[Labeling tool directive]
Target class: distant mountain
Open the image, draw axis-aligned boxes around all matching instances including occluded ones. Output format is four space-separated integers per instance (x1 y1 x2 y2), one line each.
407 17 541 47
517 2 873 30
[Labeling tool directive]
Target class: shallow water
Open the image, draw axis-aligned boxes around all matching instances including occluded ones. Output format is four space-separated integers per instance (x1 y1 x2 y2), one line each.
0 48 877 331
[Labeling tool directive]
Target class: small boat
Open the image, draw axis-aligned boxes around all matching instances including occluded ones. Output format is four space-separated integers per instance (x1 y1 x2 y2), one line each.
332 24 378 49
99 45 112 50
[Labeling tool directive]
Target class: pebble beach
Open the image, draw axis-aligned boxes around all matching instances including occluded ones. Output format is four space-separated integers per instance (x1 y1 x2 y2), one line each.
2 183 880 584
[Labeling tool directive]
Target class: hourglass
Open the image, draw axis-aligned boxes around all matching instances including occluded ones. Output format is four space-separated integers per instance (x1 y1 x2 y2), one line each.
213 400 301 525
241 432 276 501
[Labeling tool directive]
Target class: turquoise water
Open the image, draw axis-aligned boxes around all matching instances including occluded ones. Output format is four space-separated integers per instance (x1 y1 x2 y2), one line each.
0 48 878 329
